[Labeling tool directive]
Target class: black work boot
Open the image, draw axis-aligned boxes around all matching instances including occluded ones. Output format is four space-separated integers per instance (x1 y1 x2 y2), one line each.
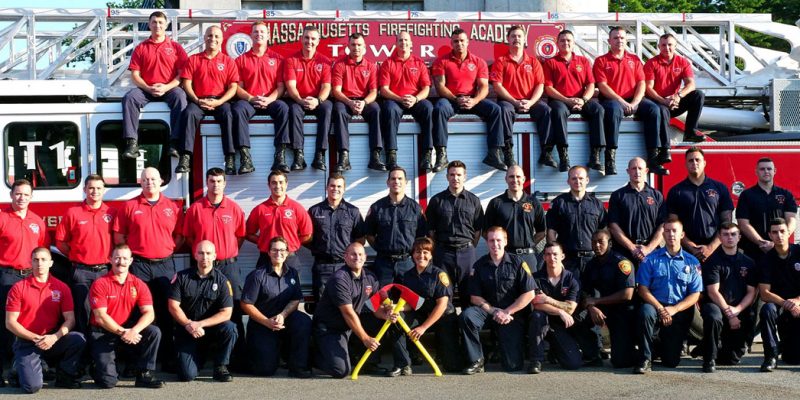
291 148 307 171
538 146 557 168
588 147 604 172
647 148 669 176
432 146 448 172
502 144 517 167
368 149 387 171
482 147 507 171
224 154 236 175
54 369 81 389
657 147 672 165
385 149 398 170
336 150 351 172
122 138 140 159
311 150 327 171
168 139 180 158
557 145 570 172
271 145 290 173
135 370 165 389
175 153 191 173
604 148 617 176
419 149 433 172
238 147 255 174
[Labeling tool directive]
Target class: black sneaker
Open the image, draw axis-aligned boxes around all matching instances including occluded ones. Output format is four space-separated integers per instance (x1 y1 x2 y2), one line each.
462 358 485 375
633 359 651 374
134 370 165 389
702 360 716 373
386 366 412 377
212 365 233 382
527 361 542 374
761 357 777 372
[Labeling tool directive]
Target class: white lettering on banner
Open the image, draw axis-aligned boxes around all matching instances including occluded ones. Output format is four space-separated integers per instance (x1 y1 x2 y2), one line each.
369 44 394 58
420 45 434 59
328 44 345 58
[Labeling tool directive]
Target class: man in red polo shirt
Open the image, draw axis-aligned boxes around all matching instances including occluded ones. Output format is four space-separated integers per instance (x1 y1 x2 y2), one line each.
122 11 188 160
176 25 239 174
332 33 381 172
432 28 503 172
0 179 47 382
113 167 183 372
284 26 333 171
89 244 164 389
645 33 706 148
6 248 85 393
231 21 288 175
543 30 605 173
55 174 116 335
379 32 434 172
491 25 551 171
182 167 247 371
246 170 312 271
594 27 665 176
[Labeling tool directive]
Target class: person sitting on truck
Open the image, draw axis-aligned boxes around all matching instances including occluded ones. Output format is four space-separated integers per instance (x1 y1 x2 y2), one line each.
122 11 188 161
332 33 381 172
175 25 239 174
490 25 550 171
231 21 288 175
594 26 665 176
432 28 503 172
644 33 707 149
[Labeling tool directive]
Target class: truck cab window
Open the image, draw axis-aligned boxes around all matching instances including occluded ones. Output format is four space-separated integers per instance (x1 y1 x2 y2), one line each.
4 122 81 189
96 120 172 186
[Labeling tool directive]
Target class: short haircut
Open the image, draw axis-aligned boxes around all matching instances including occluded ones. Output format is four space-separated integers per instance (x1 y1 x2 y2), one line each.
11 179 32 192
327 173 346 185
412 237 434 254
609 26 626 36
485 226 508 239
543 241 564 252
720 221 740 231
387 166 407 180
659 33 676 42
206 167 225 179
447 160 467 173
770 217 788 230
85 174 105 187
113 243 131 253
664 215 683 227
269 236 288 249
568 165 589 176
506 25 525 36
149 11 167 21
31 247 51 258
592 228 611 240
685 146 705 157
268 170 288 183
252 21 267 29
557 29 574 40
349 32 365 41
452 28 466 37
303 25 319 35
757 157 774 164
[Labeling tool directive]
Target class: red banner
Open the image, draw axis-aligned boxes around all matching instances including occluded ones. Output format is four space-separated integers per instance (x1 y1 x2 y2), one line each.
221 20 563 63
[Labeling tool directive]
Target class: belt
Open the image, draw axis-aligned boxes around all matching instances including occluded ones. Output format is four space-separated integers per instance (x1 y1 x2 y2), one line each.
1 267 32 277
215 257 238 266
73 262 108 272
508 247 536 255
133 255 172 263
441 242 472 251
314 255 344 264
569 251 594 257
379 253 410 261
633 239 647 245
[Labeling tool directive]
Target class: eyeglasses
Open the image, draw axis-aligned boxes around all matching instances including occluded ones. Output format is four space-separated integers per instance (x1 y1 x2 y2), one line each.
270 248 288 254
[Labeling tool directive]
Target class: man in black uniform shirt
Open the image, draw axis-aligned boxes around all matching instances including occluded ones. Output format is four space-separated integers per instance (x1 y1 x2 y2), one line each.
460 227 536 374
582 229 636 368
666 147 734 262
307 173 365 305
529 242 587 373
736 157 797 260
758 218 800 371
700 222 757 373
484 165 546 270
608 157 666 264
365 167 428 286
167 240 237 382
547 165 607 279
426 160 484 308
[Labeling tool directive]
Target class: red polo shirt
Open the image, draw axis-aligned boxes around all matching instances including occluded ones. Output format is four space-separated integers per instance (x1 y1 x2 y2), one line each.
183 196 245 260
112 195 183 259
489 52 545 100
644 54 694 98
6 275 73 335
431 51 488 97
283 52 332 99
332 56 377 99
245 196 312 253
0 207 47 270
89 272 152 327
236 49 284 97
593 51 645 99
55 202 116 265
181 51 240 98
129 37 188 85
543 53 595 98
378 53 431 97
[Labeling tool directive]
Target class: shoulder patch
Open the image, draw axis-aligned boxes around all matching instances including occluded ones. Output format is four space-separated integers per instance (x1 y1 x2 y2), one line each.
438 272 450 287
521 261 532 276
618 260 633 276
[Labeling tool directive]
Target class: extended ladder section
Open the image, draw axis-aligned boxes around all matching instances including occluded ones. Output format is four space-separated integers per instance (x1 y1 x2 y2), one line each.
0 8 798 101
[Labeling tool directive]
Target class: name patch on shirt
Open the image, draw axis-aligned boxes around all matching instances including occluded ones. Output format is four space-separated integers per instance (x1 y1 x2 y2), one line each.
51 290 61 302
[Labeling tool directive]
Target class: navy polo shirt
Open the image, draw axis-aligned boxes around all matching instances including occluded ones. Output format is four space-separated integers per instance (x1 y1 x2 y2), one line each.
308 199 364 260
484 190 546 250
314 266 379 332
395 264 454 315
364 196 427 255
241 265 303 318
546 192 607 253
702 248 756 306
637 247 703 305
468 253 537 309
582 250 636 299
608 183 666 244
736 184 797 254
169 268 234 322
425 188 484 247
758 244 800 300
534 267 580 303
666 176 734 245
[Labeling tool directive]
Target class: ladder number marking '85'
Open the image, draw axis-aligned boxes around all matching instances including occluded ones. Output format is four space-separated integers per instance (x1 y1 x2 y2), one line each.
14 141 75 172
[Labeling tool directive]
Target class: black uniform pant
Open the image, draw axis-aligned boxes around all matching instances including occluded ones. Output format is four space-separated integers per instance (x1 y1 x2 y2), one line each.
247 312 311 376
529 310 585 370
564 252 594 282
286 99 332 151
380 99 437 150
231 99 290 149
70 265 108 334
122 86 187 141
215 259 247 370
599 304 637 368
760 303 800 363
460 306 528 371
175 321 237 381
312 260 345 304
433 98 503 148
656 90 704 137
130 257 176 369
637 303 694 367
313 322 352 379
13 333 85 394
433 244 475 309
180 101 234 154
371 254 413 287
498 100 551 147
90 325 161 388
0 267 28 375
332 100 379 151
388 310 461 372
701 302 754 364
600 97 661 149
548 99 605 148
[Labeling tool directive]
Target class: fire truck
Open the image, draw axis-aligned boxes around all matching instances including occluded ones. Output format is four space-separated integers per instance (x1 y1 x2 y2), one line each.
1 8 799 288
